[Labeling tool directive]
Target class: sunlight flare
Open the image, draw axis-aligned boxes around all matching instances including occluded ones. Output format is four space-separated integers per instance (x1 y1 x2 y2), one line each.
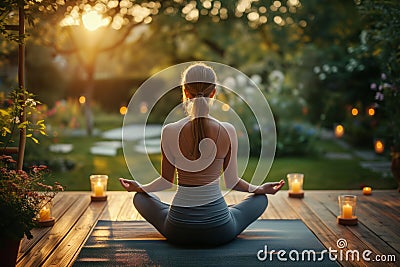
82 10 110 31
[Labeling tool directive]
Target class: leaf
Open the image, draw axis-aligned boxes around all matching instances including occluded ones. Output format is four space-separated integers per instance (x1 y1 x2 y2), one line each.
18 121 29 129
31 137 39 144
4 126 11 133
0 109 9 116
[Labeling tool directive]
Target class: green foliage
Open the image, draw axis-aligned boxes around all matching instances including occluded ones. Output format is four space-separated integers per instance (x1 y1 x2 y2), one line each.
343 117 374 148
0 0 58 43
0 87 46 147
0 156 63 241
357 0 400 81
45 98 85 133
356 0 400 151
371 76 400 151
0 87 64 241
276 122 317 157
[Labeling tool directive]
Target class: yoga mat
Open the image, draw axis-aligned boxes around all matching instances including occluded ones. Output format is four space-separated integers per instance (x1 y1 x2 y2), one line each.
74 220 339 266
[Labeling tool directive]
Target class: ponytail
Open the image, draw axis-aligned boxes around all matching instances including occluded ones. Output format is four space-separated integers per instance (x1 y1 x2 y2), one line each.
181 63 216 159
191 95 209 158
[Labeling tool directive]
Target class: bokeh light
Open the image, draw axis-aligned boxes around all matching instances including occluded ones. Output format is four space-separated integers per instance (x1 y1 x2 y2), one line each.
367 108 375 116
374 139 384 154
82 10 110 31
119 106 128 115
335 124 344 138
79 96 86 104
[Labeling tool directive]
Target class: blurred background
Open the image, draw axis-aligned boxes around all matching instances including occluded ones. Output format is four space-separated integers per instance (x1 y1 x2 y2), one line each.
0 0 398 191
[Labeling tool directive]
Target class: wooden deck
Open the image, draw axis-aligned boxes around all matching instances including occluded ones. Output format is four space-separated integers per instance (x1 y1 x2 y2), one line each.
16 190 399 266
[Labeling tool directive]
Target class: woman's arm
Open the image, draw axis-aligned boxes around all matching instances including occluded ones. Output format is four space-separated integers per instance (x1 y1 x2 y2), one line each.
119 129 176 193
222 123 284 194
119 176 172 192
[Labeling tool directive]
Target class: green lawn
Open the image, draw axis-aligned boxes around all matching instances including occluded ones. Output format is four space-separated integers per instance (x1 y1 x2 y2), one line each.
48 135 397 191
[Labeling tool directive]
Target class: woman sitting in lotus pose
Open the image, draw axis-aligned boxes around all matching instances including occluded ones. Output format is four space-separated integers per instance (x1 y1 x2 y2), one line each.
120 63 284 246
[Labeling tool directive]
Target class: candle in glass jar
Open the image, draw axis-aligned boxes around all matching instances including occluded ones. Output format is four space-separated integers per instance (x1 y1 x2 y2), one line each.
342 204 353 218
94 181 104 196
39 206 51 221
291 179 301 193
363 187 372 195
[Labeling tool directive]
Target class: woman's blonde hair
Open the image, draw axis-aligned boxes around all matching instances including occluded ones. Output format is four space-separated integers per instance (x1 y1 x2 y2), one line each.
181 63 216 159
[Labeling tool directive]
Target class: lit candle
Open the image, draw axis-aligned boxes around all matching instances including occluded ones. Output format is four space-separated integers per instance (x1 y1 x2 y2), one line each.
363 187 372 195
94 181 104 196
39 206 51 221
342 204 353 219
291 179 301 193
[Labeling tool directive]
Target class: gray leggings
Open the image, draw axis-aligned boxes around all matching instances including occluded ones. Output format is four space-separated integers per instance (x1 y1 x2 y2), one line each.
133 192 268 246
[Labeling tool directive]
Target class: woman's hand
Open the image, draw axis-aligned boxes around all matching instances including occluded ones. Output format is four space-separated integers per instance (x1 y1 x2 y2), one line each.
255 180 285 195
119 178 143 192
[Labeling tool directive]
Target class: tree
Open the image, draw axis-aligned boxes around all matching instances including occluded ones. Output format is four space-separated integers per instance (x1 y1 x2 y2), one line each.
0 0 58 169
25 0 305 135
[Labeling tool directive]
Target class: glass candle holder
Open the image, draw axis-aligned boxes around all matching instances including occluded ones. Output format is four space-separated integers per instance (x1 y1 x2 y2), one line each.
90 175 108 201
287 173 304 198
337 195 358 225
38 201 55 227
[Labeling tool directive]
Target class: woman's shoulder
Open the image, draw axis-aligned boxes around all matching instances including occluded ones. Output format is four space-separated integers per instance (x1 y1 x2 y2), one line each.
162 118 189 133
219 121 235 133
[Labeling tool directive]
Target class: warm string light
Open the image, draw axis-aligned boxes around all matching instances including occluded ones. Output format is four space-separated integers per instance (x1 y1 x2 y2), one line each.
334 124 344 138
351 108 359 116
374 140 384 154
367 107 375 116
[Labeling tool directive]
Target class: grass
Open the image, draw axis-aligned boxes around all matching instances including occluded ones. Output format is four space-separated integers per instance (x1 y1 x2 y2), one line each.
43 112 397 191
48 134 397 191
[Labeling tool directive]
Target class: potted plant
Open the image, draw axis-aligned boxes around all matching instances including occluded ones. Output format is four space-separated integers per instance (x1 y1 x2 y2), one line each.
0 88 64 266
0 156 63 266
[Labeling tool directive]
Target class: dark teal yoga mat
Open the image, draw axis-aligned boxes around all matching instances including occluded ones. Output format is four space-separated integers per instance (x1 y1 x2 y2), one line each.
74 220 339 266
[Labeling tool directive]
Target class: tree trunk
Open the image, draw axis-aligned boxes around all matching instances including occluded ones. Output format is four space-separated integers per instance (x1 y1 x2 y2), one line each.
16 3 26 171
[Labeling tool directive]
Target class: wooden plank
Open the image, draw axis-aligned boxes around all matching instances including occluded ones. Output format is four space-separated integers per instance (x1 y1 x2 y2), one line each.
281 193 356 267
116 193 137 221
15 191 400 267
16 193 91 267
359 193 400 227
304 192 375 266
323 192 400 254
262 193 282 219
270 192 300 219
17 194 78 261
306 191 399 267
311 191 400 253
42 200 107 267
98 192 129 221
